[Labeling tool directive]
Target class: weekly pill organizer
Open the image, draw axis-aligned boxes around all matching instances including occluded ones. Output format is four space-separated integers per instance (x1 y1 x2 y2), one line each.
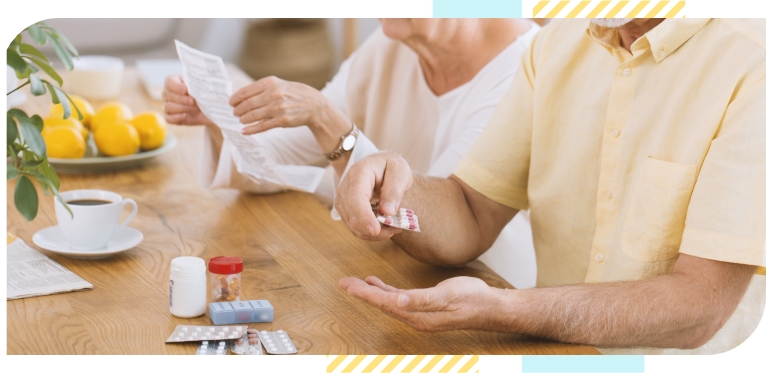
209 299 274 325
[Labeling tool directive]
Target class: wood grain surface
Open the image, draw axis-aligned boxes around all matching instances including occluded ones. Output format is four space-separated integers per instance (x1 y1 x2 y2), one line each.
6 67 598 355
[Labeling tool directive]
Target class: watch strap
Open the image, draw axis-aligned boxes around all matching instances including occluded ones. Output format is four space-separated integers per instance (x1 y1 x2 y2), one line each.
324 123 358 161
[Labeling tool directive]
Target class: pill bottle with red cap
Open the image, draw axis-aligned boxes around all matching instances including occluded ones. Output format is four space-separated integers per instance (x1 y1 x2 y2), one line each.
208 256 243 303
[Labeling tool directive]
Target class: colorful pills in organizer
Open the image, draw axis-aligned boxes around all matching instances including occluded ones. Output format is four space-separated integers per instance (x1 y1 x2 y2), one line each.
373 206 421 232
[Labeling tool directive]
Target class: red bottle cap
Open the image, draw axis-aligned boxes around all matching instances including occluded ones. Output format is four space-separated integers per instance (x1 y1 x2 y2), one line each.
208 256 243 274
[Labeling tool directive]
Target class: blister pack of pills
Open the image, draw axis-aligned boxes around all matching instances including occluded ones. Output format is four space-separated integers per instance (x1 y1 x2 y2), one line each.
230 329 264 355
166 324 248 343
258 330 297 354
372 205 420 232
196 340 229 355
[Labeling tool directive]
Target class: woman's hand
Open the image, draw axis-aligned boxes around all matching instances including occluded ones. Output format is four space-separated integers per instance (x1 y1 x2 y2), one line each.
229 77 350 150
162 75 214 126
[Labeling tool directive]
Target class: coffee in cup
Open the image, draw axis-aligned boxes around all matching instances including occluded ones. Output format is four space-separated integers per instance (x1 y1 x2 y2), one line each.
55 189 138 251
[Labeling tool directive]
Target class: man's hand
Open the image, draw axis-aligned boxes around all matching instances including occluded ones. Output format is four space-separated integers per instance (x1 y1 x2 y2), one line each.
162 75 214 126
338 276 497 332
334 152 412 241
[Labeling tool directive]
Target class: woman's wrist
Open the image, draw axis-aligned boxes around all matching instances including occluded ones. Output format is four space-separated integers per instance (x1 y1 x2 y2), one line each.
310 99 353 155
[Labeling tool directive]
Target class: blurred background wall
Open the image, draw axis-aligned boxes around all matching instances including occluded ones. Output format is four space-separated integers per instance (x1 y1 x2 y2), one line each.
40 19 381 89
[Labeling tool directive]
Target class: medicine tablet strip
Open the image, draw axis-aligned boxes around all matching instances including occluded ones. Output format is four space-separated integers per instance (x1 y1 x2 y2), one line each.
195 340 228 355
231 329 263 355
166 324 247 343
372 205 421 232
257 330 297 355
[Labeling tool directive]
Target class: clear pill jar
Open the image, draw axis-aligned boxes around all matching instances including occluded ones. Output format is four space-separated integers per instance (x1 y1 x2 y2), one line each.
169 256 207 318
209 256 243 303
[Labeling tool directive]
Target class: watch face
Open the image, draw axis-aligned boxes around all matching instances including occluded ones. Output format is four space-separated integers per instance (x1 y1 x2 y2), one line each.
342 135 357 151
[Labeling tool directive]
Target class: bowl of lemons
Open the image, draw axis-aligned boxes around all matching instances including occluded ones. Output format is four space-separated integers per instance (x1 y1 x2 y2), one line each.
43 95 177 173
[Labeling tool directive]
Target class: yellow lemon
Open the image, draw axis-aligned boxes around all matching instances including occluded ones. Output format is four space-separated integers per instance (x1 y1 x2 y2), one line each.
49 95 95 129
91 102 133 133
43 127 86 159
130 111 167 151
94 122 140 157
43 117 89 140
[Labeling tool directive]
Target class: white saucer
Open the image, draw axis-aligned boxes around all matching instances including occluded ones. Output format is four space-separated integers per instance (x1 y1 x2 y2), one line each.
32 226 143 260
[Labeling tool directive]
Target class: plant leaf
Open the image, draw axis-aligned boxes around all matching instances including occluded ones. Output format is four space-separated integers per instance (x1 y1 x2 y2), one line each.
19 43 49 63
27 56 63 86
27 25 47 45
7 165 19 180
14 175 39 221
13 33 22 47
26 170 52 196
17 115 46 157
52 86 72 119
39 158 60 189
50 29 78 57
30 114 44 133
7 113 19 146
60 91 83 121
49 37 74 71
29 74 46 95
7 48 29 76
22 158 44 168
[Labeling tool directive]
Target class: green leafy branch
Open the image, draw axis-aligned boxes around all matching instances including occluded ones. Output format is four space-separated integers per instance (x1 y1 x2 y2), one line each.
7 21 79 221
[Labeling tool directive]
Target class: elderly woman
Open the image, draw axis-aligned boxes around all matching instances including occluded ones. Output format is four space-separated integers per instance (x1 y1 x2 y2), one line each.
163 19 539 289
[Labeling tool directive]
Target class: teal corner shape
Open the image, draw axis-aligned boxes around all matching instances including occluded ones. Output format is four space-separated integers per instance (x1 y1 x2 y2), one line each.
433 0 522 18
522 356 645 373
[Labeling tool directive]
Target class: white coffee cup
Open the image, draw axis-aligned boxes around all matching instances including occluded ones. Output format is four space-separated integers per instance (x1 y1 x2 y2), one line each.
67 55 124 99
54 189 138 251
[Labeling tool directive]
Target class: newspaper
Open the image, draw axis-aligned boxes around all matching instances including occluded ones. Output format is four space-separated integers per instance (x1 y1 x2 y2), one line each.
174 40 324 193
7 238 93 300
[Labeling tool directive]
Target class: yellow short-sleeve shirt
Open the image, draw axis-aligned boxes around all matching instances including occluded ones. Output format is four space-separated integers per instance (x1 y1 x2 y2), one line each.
454 19 766 354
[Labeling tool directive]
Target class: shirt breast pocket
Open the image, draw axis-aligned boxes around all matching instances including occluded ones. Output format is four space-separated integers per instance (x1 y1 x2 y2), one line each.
621 157 698 262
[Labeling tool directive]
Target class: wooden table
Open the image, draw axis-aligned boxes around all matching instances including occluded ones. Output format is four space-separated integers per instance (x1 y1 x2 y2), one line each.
6 67 598 355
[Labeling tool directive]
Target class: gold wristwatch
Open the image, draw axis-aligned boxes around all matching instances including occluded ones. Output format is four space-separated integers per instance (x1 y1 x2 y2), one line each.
324 123 358 161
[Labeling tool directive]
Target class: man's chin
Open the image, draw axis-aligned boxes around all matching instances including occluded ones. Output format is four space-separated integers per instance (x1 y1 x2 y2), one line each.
591 18 634 28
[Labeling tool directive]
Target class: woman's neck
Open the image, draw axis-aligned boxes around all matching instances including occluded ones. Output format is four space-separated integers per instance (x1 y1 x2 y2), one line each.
406 19 531 96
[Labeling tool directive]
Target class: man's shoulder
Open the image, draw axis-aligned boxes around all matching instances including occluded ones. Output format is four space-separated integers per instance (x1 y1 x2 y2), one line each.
535 19 592 45
716 19 766 53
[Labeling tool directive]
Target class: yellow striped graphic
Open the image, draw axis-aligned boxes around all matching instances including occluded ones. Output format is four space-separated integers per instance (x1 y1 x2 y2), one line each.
326 355 480 373
533 0 686 18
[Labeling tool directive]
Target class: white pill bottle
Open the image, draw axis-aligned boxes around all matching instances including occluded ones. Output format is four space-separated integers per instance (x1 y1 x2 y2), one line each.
169 256 206 318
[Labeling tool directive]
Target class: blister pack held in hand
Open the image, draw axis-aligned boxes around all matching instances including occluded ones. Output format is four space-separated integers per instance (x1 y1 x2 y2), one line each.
372 205 421 232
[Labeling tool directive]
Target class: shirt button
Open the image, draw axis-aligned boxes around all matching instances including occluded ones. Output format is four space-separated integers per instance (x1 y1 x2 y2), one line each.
595 253 604 262
623 68 632 77
658 48 666 58
605 191 613 199
611 129 620 137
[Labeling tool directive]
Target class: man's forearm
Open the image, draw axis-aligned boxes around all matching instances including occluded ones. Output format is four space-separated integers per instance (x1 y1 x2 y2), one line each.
390 175 486 266
489 257 754 349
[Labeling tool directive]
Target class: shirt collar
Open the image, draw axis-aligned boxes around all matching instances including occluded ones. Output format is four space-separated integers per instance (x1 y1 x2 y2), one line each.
587 18 711 63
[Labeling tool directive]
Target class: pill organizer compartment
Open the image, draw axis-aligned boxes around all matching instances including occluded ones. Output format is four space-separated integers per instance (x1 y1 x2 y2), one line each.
209 299 274 325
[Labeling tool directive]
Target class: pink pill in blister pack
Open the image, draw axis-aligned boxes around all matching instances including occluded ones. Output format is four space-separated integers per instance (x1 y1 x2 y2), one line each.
372 205 420 232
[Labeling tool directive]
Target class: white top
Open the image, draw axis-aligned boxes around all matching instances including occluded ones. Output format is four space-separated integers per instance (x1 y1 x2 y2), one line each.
199 23 540 289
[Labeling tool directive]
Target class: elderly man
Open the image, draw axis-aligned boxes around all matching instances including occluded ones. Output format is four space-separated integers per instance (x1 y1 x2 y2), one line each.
333 18 766 354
